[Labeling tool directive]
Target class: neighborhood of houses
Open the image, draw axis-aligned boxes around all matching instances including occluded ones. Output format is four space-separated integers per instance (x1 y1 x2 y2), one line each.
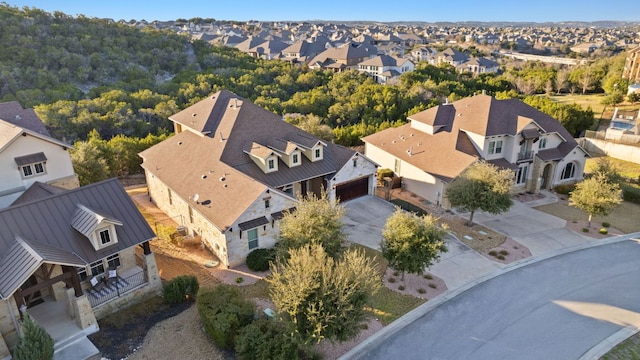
0 20 639 360
0 83 599 358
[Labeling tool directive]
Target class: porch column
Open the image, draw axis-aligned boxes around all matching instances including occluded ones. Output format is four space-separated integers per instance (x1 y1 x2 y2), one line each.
61 265 83 298
66 288 98 332
142 241 151 255
142 252 162 293
0 331 10 359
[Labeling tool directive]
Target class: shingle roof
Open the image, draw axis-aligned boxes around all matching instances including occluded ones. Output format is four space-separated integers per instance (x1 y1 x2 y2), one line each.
140 90 357 231
0 101 50 136
0 178 154 299
11 182 66 206
364 94 584 182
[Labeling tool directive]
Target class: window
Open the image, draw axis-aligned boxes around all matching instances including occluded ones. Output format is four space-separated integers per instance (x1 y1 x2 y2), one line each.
99 229 111 245
77 267 88 282
561 162 576 180
168 188 173 205
21 165 33 177
394 159 401 174
292 153 299 165
268 158 275 170
248 228 258 250
488 140 503 155
20 162 46 178
90 260 105 276
107 254 121 269
34 163 44 174
264 198 270 209
314 147 322 160
516 165 528 184
538 138 547 149
188 206 194 223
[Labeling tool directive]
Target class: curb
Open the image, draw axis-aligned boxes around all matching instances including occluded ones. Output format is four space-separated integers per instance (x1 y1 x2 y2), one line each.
339 233 640 360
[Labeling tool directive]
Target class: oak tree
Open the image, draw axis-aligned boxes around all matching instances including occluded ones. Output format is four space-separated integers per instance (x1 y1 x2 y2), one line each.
569 173 622 227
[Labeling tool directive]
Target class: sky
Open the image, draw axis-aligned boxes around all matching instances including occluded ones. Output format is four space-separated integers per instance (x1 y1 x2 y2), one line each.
4 0 640 23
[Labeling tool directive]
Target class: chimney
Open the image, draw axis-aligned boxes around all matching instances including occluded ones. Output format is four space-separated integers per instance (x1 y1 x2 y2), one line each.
482 89 487 95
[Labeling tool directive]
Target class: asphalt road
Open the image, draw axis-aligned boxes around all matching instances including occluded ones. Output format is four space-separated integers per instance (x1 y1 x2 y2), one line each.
356 239 640 360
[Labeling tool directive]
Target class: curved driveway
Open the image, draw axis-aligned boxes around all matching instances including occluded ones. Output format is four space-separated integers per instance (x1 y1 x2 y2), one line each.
345 238 640 360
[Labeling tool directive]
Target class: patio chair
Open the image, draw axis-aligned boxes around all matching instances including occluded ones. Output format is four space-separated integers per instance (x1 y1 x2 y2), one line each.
89 276 105 292
108 269 117 285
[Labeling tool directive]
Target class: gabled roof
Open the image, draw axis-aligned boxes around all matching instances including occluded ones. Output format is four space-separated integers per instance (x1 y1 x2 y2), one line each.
140 90 357 231
11 182 66 206
0 237 86 299
364 94 584 182
0 178 155 299
71 204 123 238
0 101 50 136
0 117 71 154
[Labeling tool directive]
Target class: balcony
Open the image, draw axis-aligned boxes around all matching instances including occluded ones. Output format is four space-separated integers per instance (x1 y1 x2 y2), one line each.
87 268 146 308
517 151 534 162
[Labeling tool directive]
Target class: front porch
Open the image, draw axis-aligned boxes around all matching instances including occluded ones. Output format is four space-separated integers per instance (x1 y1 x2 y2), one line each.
87 267 147 308
28 298 100 360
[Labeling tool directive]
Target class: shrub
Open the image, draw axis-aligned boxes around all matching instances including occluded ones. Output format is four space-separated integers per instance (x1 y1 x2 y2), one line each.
388 277 396 283
582 228 590 232
497 255 505 260
235 317 300 360
621 183 640 204
599 228 608 234
377 168 394 185
428 283 437 289
163 275 199 304
246 248 275 272
417 288 426 294
488 250 498 257
197 285 255 349
398 285 405 291
423 274 433 280
499 250 509 256
13 313 54 360
392 270 400 276
601 222 610 228
236 277 244 284
554 183 575 195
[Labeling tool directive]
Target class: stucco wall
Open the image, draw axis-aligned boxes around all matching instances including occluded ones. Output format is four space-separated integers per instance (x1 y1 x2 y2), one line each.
0 135 75 208
580 138 640 164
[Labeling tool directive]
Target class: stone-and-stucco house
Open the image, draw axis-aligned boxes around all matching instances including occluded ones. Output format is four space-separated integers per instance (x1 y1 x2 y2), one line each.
363 94 589 207
0 101 79 208
0 178 162 359
139 90 377 268
357 55 415 84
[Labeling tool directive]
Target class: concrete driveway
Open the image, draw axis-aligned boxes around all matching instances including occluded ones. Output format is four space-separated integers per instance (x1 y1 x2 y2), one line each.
343 196 498 290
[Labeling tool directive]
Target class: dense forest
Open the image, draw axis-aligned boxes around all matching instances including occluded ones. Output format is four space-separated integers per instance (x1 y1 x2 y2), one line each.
0 5 629 184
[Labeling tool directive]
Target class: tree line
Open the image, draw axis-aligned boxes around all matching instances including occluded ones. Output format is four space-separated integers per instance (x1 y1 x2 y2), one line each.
0 5 627 180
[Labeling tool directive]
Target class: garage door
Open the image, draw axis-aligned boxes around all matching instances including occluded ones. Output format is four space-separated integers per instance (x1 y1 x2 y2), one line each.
335 177 369 202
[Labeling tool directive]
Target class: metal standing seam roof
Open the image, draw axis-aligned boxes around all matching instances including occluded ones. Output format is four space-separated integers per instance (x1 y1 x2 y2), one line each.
0 237 85 299
71 204 123 239
237 216 269 231
0 178 156 298
14 152 47 166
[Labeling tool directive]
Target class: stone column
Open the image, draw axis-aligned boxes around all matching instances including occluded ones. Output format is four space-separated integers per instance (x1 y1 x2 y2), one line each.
0 328 10 359
70 292 98 331
143 253 162 293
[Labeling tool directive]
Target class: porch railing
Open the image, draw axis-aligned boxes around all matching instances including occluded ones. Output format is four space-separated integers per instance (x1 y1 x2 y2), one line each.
517 151 534 161
87 269 146 308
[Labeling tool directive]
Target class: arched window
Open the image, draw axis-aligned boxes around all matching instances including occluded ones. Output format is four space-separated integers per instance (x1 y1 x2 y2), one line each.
561 162 576 180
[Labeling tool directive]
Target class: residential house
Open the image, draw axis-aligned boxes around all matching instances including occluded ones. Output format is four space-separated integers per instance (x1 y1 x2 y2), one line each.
456 57 500 75
139 90 377 268
0 101 79 208
0 178 161 359
363 94 589 207
431 47 469 66
411 46 437 63
623 46 640 87
357 55 415 84
308 42 375 71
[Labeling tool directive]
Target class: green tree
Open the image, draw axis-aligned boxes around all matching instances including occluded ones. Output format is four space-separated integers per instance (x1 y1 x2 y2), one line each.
590 158 623 185
446 161 514 225
268 244 381 345
197 285 255 349
70 134 111 185
13 313 54 360
569 174 622 227
381 209 448 280
285 114 335 142
277 192 345 258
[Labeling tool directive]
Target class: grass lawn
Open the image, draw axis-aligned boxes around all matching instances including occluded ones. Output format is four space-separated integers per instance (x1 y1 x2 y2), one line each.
601 333 640 360
585 156 640 180
549 94 608 120
534 200 640 234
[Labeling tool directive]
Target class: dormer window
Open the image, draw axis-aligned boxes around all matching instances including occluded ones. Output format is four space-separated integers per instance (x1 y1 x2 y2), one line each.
99 229 112 245
292 153 300 166
71 204 122 251
267 157 277 172
313 146 323 161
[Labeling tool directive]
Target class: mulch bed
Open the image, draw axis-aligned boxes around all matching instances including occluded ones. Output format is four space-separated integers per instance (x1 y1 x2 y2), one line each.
88 297 193 360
